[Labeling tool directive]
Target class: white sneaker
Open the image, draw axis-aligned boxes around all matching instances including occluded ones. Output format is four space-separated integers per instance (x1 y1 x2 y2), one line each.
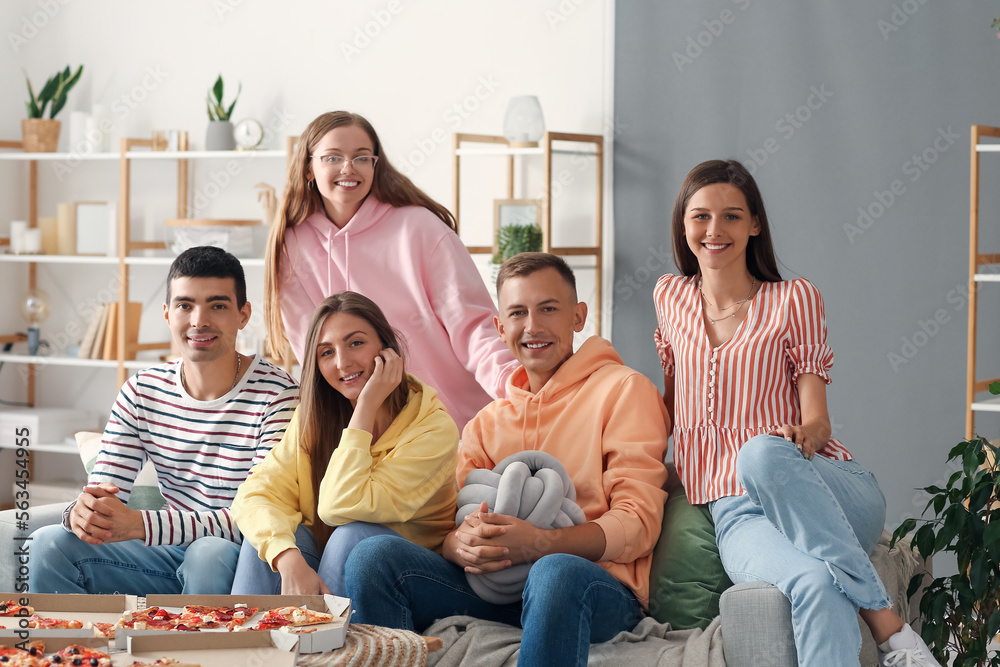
878 623 941 667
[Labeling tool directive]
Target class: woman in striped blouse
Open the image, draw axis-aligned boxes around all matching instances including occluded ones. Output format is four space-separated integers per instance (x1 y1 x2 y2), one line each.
653 160 938 667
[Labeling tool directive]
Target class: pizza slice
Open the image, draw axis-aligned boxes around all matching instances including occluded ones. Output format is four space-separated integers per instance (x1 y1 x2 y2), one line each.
176 604 258 630
124 659 202 667
89 622 115 639
114 607 179 631
252 605 334 631
0 641 46 667
0 600 34 617
38 644 111 666
26 615 84 630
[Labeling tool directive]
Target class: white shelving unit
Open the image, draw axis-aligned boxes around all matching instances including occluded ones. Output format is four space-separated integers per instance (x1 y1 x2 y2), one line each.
966 125 1000 438
0 136 289 505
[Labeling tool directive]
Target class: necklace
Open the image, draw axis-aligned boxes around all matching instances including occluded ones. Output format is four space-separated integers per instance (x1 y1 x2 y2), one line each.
701 277 756 326
180 354 242 394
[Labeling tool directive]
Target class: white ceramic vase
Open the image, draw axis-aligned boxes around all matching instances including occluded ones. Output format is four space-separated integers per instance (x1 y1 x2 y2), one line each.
503 96 545 145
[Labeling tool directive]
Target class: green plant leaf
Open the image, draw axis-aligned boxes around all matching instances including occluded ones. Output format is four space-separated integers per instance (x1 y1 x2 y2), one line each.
37 72 60 103
988 521 1000 548
948 440 968 461
969 482 993 514
212 75 224 105
49 91 67 119
990 380 1000 395
891 518 917 548
225 81 241 120
205 94 215 121
906 571 926 600
915 523 936 560
971 554 990 597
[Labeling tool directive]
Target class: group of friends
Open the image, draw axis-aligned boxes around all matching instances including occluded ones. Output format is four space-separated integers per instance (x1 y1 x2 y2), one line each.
26 111 939 667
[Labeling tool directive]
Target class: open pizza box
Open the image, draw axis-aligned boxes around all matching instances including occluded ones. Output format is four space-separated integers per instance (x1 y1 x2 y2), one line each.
117 631 298 667
0 593 136 639
114 594 351 654
0 635 109 656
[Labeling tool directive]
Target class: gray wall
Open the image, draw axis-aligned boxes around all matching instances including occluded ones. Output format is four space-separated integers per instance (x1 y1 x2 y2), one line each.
612 0 1000 546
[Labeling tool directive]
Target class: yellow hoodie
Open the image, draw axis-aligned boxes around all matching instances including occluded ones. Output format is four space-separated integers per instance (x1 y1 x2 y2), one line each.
233 375 459 570
458 337 669 608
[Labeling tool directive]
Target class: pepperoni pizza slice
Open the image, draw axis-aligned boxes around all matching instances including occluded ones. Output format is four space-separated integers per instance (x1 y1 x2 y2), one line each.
38 644 111 666
252 605 334 631
176 604 258 630
0 601 34 617
26 615 84 630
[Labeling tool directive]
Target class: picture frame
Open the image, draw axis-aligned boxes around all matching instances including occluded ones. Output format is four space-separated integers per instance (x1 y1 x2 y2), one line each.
74 201 116 256
492 198 542 255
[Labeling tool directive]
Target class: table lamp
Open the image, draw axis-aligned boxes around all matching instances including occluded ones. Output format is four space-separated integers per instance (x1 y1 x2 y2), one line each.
19 288 51 356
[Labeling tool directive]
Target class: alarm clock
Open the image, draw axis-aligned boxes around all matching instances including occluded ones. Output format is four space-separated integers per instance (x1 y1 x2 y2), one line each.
234 118 264 150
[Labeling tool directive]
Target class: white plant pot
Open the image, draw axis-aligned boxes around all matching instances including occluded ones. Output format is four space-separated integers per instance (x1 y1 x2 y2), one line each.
205 120 235 151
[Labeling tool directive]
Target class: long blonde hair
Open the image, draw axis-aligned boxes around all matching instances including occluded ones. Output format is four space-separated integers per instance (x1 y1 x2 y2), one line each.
298 292 409 546
264 111 457 361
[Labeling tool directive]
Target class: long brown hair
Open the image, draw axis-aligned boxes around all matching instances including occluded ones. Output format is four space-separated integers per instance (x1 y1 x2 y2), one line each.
298 291 410 545
264 111 457 360
670 159 782 282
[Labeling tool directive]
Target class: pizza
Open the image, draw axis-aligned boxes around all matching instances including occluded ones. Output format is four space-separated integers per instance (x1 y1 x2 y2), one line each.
89 623 115 639
26 615 84 630
124 660 202 667
114 608 181 631
176 604 258 630
0 601 34 617
38 644 111 666
0 642 46 667
252 606 334 631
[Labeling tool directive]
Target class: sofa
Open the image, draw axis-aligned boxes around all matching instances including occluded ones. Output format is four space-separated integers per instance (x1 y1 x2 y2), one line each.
0 442 927 667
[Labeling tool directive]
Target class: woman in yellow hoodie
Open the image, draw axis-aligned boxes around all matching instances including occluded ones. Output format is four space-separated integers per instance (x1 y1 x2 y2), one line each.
230 291 459 595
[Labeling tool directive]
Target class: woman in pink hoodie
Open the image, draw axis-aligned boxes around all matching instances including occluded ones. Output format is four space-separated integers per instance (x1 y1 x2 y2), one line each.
264 111 517 430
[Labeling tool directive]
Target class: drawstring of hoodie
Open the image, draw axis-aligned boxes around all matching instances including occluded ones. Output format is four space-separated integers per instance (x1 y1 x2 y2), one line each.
325 227 351 293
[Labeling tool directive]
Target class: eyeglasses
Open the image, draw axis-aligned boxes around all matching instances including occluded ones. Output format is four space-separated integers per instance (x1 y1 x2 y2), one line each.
310 154 379 170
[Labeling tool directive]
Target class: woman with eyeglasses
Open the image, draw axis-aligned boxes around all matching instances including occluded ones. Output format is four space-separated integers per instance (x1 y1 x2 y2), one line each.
264 111 517 431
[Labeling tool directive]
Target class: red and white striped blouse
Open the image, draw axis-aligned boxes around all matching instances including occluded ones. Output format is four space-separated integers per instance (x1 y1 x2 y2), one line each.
653 274 853 505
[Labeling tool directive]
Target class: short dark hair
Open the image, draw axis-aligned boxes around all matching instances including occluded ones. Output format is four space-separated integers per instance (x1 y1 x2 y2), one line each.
671 159 781 282
166 246 247 308
496 252 576 298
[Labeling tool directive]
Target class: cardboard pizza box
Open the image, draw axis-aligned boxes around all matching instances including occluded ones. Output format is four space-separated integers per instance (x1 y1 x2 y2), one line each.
117 594 351 654
118 631 298 667
0 593 135 639
0 635 110 658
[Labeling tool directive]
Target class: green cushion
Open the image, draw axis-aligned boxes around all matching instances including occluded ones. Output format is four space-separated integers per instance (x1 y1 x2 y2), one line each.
648 489 733 630
76 431 167 511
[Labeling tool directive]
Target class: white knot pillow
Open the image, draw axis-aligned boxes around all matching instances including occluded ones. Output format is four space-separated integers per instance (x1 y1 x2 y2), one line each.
456 450 586 604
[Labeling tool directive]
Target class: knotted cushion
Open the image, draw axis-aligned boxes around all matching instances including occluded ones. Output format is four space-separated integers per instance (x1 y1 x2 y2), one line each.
456 450 586 604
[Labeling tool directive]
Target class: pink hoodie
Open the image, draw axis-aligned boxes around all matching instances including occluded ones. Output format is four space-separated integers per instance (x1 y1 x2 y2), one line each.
278 196 518 430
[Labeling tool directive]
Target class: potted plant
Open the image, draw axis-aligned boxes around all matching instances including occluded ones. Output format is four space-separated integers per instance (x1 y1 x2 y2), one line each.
205 74 241 150
492 223 543 265
890 381 1000 667
22 65 83 152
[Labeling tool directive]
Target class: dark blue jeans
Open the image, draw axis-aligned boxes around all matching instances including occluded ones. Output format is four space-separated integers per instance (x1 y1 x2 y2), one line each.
345 535 643 667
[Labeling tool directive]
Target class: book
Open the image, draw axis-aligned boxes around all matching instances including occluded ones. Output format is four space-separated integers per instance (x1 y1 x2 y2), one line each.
89 303 110 359
77 304 105 359
101 302 119 360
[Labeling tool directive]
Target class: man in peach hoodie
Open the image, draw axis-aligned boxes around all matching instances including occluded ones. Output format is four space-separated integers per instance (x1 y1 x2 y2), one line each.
346 253 670 667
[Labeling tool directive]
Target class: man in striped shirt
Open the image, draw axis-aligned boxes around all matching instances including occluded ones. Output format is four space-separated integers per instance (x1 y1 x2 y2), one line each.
29 246 299 595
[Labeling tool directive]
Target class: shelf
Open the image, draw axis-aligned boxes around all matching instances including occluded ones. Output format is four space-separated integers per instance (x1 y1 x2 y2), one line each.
972 395 1000 413
124 256 263 267
0 149 286 161
0 352 149 370
974 273 1000 282
455 146 599 157
0 254 118 264
975 144 1000 152
0 439 77 455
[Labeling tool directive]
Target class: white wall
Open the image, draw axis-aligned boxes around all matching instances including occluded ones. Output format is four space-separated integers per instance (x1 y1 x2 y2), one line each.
0 0 613 495
0 0 611 411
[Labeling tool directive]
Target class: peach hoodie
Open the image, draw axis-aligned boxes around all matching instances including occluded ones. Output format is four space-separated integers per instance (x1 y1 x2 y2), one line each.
458 336 670 608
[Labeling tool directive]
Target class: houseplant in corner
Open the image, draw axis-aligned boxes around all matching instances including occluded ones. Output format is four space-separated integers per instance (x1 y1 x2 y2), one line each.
23 65 83 152
891 381 1000 667
205 74 241 150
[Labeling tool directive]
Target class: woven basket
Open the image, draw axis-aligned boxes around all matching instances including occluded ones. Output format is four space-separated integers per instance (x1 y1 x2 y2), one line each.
21 118 61 152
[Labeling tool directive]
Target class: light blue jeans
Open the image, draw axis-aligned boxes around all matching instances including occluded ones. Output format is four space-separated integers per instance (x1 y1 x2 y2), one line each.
345 535 644 667
28 524 238 595
710 435 891 667
231 522 397 596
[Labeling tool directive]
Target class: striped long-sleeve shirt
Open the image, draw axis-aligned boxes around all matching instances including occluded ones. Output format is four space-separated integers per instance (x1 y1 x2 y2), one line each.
89 355 299 547
653 274 852 505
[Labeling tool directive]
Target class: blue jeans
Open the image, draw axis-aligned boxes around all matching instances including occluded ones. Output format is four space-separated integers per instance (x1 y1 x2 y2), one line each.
28 524 238 595
710 435 891 667
231 522 396 596
345 535 644 667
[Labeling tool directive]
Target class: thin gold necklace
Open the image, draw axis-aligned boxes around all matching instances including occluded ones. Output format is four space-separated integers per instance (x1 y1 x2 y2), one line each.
180 354 242 394
701 277 756 325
